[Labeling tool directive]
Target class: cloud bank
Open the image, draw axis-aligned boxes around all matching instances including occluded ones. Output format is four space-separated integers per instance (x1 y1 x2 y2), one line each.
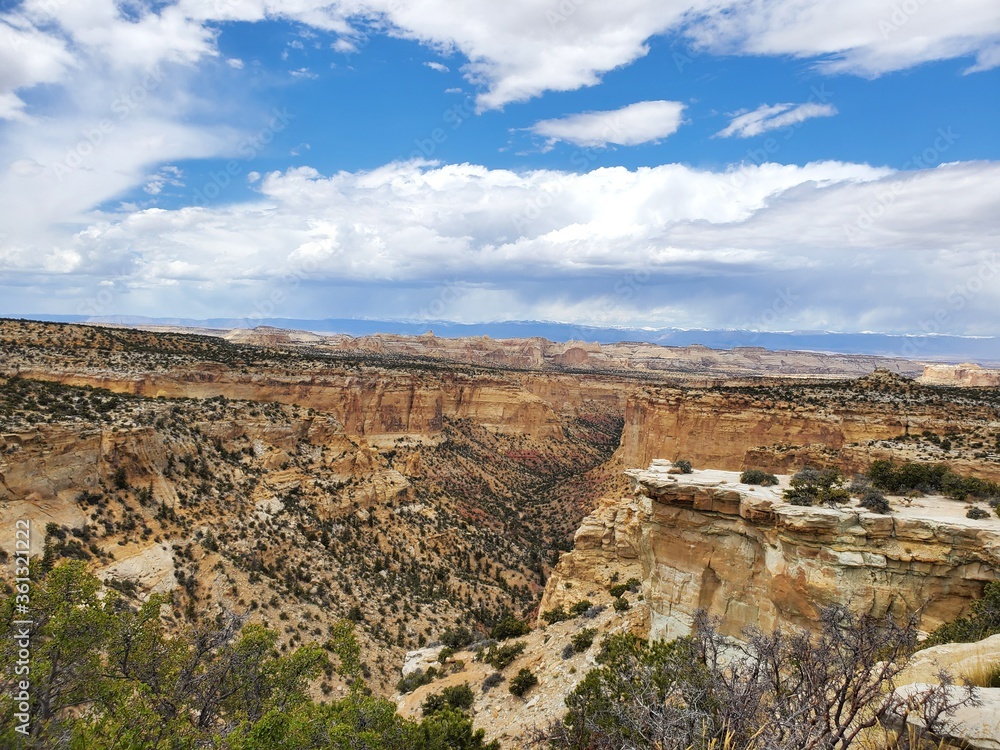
3 159 998 334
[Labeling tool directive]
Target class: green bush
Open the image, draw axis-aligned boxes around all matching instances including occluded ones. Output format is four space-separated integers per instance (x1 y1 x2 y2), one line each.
783 467 849 507
925 582 1000 647
508 668 537 697
613 597 630 612
868 459 1000 501
542 606 571 624
967 507 990 520
398 667 437 694
571 628 597 653
0 561 499 750
674 459 693 474
569 600 593 617
740 468 779 486
859 490 891 515
609 579 640 598
422 683 474 716
489 615 530 641
440 626 475 650
480 640 526 671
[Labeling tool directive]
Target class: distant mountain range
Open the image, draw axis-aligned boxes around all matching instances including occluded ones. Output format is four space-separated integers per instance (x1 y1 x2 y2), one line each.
12 314 1000 366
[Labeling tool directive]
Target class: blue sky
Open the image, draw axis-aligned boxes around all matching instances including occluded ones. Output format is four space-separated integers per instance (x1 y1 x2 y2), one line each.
1 0 999 339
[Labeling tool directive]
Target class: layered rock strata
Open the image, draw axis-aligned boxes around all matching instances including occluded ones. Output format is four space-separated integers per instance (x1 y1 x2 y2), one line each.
544 461 1000 641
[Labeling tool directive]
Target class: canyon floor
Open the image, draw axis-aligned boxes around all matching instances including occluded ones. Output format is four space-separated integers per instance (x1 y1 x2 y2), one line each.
1 318 998 717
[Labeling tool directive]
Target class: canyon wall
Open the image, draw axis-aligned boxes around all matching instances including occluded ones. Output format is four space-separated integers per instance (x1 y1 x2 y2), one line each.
543 462 1000 642
615 383 999 477
18 367 627 441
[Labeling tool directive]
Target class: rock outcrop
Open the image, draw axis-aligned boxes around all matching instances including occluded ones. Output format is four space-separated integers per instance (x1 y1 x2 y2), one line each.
920 362 1000 387
545 462 1000 643
615 385 975 472
894 635 1000 750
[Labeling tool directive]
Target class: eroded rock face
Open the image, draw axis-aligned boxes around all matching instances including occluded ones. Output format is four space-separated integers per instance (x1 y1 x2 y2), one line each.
539 494 645 616
920 363 1000 388
20 368 629 443
544 463 1000 643
618 389 922 472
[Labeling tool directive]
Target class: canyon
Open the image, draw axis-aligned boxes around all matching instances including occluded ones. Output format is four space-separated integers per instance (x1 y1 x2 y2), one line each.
2 318 1000 743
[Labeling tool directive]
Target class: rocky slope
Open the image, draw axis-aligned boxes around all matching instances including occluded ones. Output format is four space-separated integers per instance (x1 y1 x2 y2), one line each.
544 462 1000 642
3 318 1000 716
0 370 623 691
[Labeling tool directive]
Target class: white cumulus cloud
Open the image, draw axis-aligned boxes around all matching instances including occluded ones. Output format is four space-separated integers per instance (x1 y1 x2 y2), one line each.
529 101 686 148
4 158 999 335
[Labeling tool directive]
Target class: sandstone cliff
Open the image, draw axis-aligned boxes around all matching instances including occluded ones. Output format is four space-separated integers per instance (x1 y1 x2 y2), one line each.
544 462 1000 643
616 376 1000 479
919 362 1000 387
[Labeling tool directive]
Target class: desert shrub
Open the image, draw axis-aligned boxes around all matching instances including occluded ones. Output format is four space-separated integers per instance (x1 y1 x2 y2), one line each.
489 615 530 641
440 626 475 650
612 597 630 612
859 490 891 515
545 608 974 750
925 581 1000 647
868 459 1000 501
422 683 474 716
480 641 526 671
569 600 593 617
848 473 873 495
966 507 990 520
397 667 436 694
571 628 597 653
481 672 504 692
508 668 537 697
674 459 693 474
740 469 778 486
783 467 849 506
542 606 571 625
0 561 498 750
562 643 576 660
582 604 606 619
438 647 454 664
609 578 640 598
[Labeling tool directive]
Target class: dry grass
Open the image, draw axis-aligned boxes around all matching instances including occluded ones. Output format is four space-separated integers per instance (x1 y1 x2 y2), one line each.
960 656 1000 688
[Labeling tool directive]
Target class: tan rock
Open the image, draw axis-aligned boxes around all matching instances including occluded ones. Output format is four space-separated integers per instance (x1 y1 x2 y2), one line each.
545 464 1000 643
900 634 1000 686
